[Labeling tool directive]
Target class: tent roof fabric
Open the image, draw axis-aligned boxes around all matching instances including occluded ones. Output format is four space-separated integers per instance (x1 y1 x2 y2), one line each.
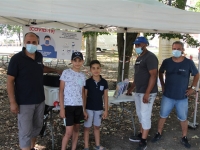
0 0 200 33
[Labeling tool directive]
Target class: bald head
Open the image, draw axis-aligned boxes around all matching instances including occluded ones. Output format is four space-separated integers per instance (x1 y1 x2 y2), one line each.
24 32 39 46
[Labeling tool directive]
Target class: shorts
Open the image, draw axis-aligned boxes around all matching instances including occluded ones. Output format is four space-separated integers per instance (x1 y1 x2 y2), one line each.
84 109 103 127
134 93 157 130
64 106 84 126
160 95 188 121
18 101 45 149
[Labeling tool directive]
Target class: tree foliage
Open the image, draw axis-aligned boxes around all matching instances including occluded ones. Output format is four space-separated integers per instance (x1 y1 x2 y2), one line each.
189 0 200 12
0 24 22 45
151 0 200 47
83 31 110 38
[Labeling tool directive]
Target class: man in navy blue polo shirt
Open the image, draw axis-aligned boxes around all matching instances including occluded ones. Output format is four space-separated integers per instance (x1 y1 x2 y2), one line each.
7 32 62 150
83 60 108 150
151 41 199 149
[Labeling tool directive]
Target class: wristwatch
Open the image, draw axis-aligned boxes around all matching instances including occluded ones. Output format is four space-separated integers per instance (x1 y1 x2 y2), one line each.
191 86 196 90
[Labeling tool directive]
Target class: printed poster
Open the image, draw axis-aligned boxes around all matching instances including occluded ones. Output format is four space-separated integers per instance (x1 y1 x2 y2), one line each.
23 26 82 60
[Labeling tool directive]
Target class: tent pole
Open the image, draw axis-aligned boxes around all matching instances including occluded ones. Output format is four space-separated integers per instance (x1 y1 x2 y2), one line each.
193 49 200 126
188 49 200 129
122 28 127 81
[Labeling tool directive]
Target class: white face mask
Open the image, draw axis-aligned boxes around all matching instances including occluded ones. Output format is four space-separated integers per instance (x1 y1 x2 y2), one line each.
135 47 143 55
26 44 37 53
172 50 182 58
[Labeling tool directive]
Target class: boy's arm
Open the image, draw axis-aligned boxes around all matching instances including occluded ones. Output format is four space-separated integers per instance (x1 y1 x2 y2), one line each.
59 80 65 118
82 87 87 111
83 87 88 120
103 89 108 119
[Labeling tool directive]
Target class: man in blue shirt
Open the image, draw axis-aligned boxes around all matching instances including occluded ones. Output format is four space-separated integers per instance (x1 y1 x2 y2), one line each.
152 41 199 148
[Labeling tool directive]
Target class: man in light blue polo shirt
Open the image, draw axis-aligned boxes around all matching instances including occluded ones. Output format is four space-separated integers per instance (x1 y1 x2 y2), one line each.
151 41 199 149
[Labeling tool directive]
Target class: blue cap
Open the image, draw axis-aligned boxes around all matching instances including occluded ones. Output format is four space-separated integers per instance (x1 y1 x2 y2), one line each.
133 37 149 45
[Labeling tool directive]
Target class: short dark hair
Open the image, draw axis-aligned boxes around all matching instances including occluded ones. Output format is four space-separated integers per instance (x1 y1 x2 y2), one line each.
172 41 184 48
90 60 101 68
24 32 39 44
44 35 51 39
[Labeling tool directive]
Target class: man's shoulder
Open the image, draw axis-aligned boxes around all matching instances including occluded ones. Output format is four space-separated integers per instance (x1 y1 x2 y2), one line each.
162 57 172 63
145 51 158 60
36 51 43 57
11 51 22 60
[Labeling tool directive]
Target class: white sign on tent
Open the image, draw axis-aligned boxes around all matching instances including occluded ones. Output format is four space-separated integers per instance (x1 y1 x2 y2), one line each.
23 26 82 60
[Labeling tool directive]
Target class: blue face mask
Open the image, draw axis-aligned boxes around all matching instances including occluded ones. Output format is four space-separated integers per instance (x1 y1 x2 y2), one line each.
26 44 37 53
45 40 49 45
172 50 182 58
135 47 143 55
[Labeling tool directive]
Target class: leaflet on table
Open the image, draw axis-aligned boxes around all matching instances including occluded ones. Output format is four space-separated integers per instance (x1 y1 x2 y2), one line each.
113 79 129 98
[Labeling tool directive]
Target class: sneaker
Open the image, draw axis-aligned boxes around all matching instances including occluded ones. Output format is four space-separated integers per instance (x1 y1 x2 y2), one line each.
129 133 142 142
181 136 191 148
93 145 106 150
136 141 147 150
151 132 162 143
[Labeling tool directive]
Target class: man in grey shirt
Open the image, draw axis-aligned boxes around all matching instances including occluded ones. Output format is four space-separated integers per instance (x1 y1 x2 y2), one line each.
127 36 158 150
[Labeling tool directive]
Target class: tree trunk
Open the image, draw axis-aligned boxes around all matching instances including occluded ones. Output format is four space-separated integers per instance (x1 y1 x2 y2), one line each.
84 34 97 66
117 33 138 82
18 32 21 46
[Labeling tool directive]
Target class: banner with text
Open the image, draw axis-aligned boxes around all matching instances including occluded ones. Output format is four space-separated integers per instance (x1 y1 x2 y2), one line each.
23 26 82 59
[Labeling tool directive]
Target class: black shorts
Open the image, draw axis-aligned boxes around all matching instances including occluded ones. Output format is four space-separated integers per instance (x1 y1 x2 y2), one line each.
64 106 84 126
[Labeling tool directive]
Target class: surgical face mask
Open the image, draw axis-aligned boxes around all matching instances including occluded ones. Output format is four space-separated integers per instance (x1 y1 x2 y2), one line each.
26 44 37 53
172 50 182 58
45 40 49 45
135 47 143 55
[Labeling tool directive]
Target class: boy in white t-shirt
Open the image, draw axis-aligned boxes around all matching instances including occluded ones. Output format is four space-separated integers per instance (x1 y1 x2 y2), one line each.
59 52 86 150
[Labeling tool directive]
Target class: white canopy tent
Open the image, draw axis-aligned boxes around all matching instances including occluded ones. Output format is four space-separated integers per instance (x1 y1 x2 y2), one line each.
0 0 200 34
0 0 200 129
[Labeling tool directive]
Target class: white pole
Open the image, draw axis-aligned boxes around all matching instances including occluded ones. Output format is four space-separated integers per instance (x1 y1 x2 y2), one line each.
193 49 200 126
122 29 127 81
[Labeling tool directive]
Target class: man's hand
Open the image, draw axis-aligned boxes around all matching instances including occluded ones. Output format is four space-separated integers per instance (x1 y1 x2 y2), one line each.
143 93 150 103
56 70 63 75
59 109 65 118
161 85 165 93
83 111 88 120
10 102 19 114
102 111 108 119
126 88 133 96
186 88 195 96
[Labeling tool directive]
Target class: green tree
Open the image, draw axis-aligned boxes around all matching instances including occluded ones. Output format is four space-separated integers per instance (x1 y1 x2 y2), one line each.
190 0 200 12
0 25 22 46
117 33 138 82
83 32 109 66
146 0 200 48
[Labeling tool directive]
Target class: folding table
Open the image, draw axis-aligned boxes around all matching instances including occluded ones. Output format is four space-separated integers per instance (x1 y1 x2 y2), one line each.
108 92 136 135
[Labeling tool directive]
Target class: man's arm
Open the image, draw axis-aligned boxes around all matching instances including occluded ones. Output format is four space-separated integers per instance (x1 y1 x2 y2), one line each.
186 73 199 96
43 66 62 75
191 73 199 88
126 82 135 95
143 69 157 103
7 75 19 114
83 87 88 120
159 72 165 92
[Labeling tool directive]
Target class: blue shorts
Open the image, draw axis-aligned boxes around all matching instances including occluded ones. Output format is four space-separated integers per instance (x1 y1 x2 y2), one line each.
160 96 188 121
